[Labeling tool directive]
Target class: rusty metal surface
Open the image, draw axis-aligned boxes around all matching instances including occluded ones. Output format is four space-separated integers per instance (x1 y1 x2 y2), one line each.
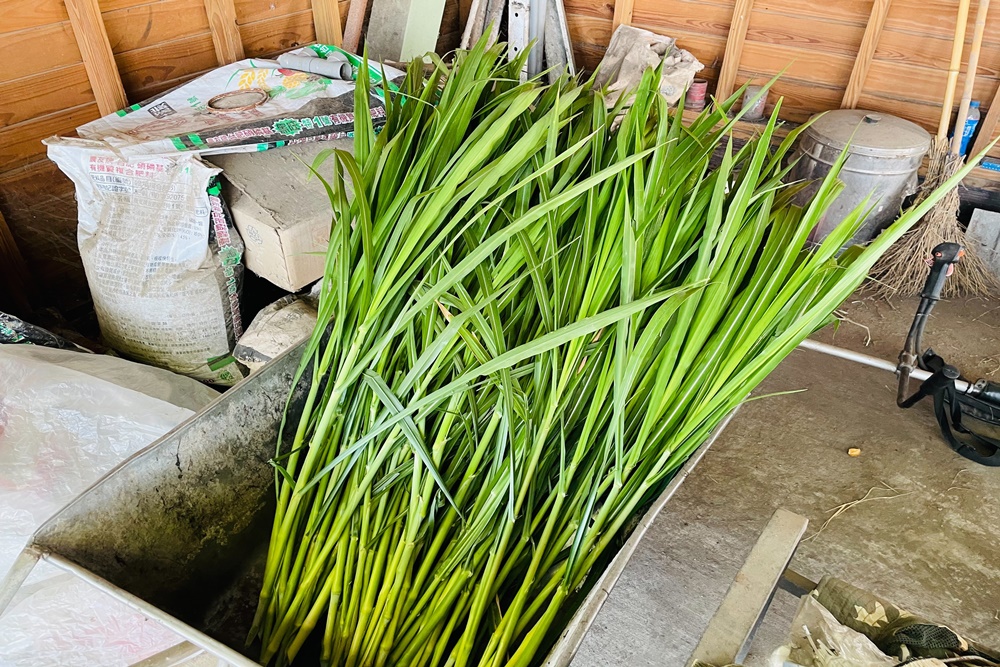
30 342 311 658
8 337 732 666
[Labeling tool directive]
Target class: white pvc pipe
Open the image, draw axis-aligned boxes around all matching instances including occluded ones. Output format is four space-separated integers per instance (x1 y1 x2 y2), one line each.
277 53 352 80
797 339 973 394
526 0 548 76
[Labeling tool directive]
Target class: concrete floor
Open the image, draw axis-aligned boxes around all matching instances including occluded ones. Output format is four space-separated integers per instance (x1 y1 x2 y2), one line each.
571 291 1000 666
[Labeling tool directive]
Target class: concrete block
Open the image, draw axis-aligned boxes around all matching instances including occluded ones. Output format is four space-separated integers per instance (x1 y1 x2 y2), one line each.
967 208 1000 281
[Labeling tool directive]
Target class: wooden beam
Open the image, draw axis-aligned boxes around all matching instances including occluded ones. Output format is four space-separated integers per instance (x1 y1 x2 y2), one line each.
841 0 891 109
612 0 634 32
313 0 344 46
716 0 754 102
461 0 486 49
971 81 1000 157
64 0 127 115
203 0 245 65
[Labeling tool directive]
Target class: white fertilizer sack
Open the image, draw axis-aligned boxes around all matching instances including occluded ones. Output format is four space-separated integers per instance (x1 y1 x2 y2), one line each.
47 138 246 385
76 45 403 159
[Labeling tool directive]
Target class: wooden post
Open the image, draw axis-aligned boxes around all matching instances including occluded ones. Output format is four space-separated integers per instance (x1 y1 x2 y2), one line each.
367 0 447 61
313 0 344 46
64 0 128 115
461 0 486 48
716 0 754 102
970 82 1000 157
204 0 245 65
841 0 891 109
612 0 634 32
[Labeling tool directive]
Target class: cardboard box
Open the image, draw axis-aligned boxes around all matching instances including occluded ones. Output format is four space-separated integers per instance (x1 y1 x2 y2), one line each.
207 140 353 292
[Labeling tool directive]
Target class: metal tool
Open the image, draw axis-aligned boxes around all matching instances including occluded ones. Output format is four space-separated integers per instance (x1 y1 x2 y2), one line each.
895 242 1000 465
801 243 1000 466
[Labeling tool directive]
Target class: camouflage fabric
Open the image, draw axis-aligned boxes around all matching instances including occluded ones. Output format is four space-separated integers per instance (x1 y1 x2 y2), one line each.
812 576 1000 666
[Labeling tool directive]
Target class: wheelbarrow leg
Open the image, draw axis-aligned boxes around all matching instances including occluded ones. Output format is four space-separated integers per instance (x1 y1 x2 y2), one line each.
0 547 42 616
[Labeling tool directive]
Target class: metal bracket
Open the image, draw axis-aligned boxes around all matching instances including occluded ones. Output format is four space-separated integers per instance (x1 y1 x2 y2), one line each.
508 0 531 80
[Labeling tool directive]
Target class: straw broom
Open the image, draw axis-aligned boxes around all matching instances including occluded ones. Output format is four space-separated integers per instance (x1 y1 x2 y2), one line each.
871 0 998 297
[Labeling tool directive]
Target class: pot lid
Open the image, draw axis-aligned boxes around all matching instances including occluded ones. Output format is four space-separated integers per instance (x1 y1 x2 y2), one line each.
802 109 931 158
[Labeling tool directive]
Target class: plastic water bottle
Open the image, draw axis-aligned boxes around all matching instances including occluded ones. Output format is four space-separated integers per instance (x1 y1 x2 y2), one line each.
960 100 981 156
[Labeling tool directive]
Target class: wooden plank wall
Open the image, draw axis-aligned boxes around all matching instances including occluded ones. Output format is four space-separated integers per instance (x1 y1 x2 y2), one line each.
104 0 352 103
1 1 99 316
4 0 998 317
0 0 458 318
565 0 1000 161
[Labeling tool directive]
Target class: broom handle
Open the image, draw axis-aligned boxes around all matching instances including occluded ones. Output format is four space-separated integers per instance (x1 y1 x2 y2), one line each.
951 0 991 154
938 0 973 140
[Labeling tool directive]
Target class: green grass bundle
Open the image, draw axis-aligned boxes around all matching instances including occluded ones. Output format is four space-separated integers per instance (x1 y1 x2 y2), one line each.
248 39 978 667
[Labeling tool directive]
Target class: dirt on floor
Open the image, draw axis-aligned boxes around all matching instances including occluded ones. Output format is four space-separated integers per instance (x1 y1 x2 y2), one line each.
572 287 1000 667
814 287 1000 381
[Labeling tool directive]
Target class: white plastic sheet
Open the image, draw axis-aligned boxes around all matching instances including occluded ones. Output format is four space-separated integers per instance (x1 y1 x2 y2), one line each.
769 595 897 667
0 346 218 666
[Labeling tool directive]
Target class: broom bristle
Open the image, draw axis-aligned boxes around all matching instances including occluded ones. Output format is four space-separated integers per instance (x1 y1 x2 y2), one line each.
869 137 1000 298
